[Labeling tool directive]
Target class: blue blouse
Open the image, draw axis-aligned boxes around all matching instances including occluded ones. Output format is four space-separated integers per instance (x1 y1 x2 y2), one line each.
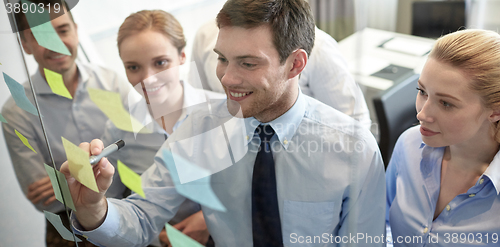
386 126 500 246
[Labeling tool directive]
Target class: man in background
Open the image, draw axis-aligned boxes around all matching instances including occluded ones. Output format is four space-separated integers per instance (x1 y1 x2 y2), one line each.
2 1 131 246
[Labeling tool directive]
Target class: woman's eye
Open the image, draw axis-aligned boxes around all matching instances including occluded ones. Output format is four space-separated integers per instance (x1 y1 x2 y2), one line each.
156 60 168 66
217 57 227 63
127 65 139 71
441 100 453 108
416 87 427 96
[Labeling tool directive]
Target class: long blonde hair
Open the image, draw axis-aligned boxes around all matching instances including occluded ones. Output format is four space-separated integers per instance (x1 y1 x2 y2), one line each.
429 29 500 143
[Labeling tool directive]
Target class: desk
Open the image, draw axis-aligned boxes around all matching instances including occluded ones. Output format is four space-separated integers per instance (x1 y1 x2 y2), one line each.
338 28 435 138
339 28 435 90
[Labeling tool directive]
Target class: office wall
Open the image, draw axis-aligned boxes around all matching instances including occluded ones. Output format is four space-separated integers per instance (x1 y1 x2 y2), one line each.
0 4 45 247
72 0 227 81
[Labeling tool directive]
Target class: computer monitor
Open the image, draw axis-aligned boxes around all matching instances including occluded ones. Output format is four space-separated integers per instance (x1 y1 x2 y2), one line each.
412 0 466 38
396 0 466 38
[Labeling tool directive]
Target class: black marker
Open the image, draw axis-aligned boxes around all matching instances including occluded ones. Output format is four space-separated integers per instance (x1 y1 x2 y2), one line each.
89 140 125 165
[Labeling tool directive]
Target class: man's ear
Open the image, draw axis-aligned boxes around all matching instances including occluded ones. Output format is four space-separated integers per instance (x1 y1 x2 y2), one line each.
21 30 33 55
489 108 500 123
286 49 307 80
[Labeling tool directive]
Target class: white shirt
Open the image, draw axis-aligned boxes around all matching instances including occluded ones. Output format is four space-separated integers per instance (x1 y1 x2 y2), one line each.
103 80 225 224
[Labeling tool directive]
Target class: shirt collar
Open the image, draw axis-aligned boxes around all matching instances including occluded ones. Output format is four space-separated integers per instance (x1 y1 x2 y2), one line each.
244 87 306 149
33 60 86 95
483 150 500 195
419 141 500 195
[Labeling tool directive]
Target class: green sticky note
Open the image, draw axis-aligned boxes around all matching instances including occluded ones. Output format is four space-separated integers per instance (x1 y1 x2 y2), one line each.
88 88 150 134
3 72 39 116
61 137 99 193
0 113 6 123
14 129 37 153
44 211 81 242
117 160 145 198
44 68 72 99
165 223 204 247
22 0 71 56
44 164 76 211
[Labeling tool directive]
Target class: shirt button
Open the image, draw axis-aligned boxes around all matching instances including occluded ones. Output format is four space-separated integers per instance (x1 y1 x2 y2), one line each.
446 205 451 211
479 179 484 184
423 227 429 234
246 135 249 140
284 139 288 145
469 194 476 197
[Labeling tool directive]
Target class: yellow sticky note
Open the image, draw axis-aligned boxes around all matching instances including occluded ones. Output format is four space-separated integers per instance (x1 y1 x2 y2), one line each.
15 129 37 153
88 88 150 134
165 223 203 247
117 160 145 198
61 137 99 193
44 68 72 99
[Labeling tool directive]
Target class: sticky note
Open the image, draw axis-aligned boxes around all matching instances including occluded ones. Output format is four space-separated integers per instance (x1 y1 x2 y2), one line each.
117 160 145 198
44 68 72 99
165 223 203 247
170 126 233 184
88 88 150 134
22 0 71 56
44 211 82 242
0 113 6 123
14 129 37 153
162 149 226 212
61 137 99 193
44 164 76 211
3 72 38 116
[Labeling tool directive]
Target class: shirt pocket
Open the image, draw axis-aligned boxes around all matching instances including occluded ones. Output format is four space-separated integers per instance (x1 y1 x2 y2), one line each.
283 200 335 246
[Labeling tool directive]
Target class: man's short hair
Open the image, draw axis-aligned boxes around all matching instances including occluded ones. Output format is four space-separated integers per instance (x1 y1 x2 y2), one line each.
14 0 75 40
216 0 315 64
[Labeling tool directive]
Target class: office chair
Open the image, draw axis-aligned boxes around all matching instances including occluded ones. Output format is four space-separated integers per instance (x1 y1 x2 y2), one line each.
373 74 420 168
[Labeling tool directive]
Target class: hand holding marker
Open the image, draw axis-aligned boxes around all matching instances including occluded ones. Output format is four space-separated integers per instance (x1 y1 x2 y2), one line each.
89 140 125 165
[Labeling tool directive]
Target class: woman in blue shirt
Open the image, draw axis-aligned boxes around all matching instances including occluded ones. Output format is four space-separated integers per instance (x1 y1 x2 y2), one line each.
386 29 500 246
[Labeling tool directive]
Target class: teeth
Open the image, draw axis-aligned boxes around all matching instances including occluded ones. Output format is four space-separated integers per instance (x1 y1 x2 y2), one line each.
145 86 162 92
230 92 251 98
50 54 66 59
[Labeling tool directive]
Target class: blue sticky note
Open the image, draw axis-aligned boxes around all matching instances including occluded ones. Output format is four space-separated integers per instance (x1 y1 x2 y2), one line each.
44 211 82 242
162 149 226 212
0 113 6 123
44 164 76 211
22 0 71 56
3 72 38 116
165 223 204 247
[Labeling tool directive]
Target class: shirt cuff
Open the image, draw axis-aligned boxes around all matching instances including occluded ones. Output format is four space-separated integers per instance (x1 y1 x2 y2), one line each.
70 199 120 244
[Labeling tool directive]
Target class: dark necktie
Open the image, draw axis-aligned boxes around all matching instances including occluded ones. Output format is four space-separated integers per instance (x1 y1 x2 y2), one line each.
252 125 283 246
